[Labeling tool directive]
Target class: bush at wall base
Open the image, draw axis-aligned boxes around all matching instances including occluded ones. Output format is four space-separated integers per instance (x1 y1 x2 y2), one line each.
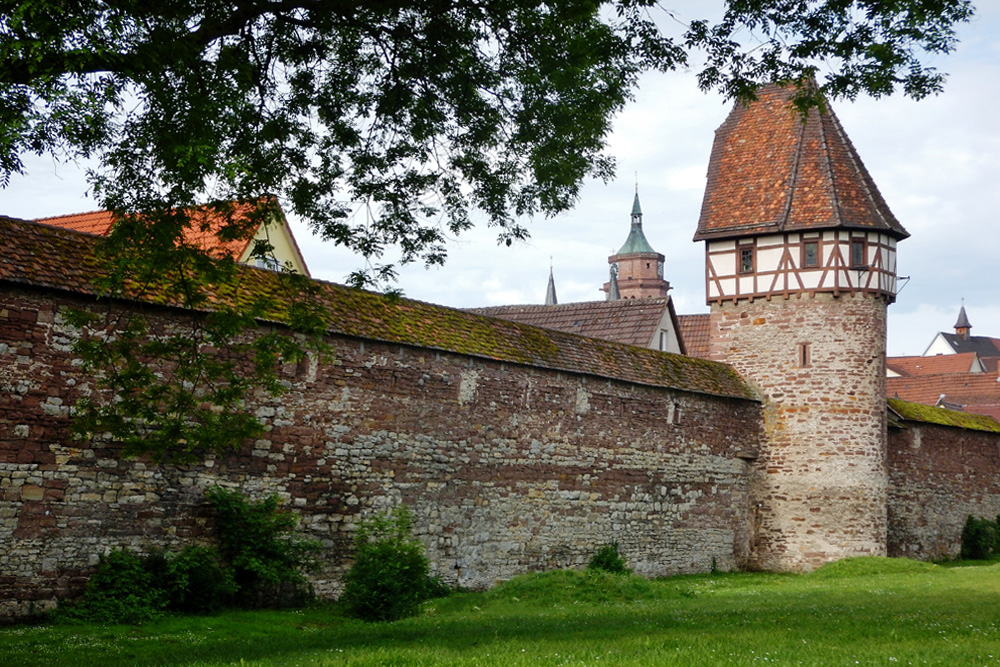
587 541 630 575
340 505 439 622
205 486 322 608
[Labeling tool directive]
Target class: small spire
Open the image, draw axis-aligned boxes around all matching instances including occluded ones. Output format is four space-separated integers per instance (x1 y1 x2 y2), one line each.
955 303 971 339
631 191 642 221
545 264 558 306
607 264 621 301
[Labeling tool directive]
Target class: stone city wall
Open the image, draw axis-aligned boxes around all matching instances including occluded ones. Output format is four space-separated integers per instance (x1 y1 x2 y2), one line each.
0 284 762 620
887 420 1000 560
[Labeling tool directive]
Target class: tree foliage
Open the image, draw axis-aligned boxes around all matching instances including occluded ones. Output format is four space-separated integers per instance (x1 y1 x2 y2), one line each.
0 1 973 462
0 1 973 280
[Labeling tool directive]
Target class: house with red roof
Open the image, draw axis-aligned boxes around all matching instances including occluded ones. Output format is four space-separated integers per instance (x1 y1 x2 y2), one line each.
34 197 310 277
888 306 1000 419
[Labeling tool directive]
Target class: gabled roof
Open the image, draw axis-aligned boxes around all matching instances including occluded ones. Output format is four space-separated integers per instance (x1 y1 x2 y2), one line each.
471 297 681 352
931 332 1000 357
0 215 755 401
677 313 712 360
888 372 1000 420
695 82 908 241
33 198 310 276
887 352 984 377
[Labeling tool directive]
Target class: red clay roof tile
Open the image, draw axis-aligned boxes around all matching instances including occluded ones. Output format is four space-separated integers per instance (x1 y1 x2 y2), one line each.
695 83 908 241
34 201 269 261
471 299 674 349
677 313 711 360
887 352 984 377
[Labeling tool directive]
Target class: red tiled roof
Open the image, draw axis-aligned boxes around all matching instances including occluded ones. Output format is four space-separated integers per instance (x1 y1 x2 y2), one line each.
471 298 674 349
677 313 711 359
695 82 908 241
888 373 1000 411
0 215 757 401
34 200 270 261
887 352 983 377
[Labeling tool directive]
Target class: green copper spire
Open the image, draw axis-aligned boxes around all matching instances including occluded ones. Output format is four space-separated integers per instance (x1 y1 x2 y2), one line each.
617 191 656 254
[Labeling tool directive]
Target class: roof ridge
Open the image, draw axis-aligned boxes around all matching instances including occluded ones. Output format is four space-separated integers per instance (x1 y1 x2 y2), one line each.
33 209 110 222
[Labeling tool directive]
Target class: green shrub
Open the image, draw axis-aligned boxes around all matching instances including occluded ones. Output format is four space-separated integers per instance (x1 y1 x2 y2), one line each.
60 549 167 625
961 515 997 560
206 486 321 608
163 546 238 613
588 541 630 575
341 505 434 622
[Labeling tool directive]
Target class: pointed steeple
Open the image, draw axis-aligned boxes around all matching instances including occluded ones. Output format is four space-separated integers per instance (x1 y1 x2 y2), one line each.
617 190 657 255
607 264 621 301
545 265 558 306
603 190 670 300
955 304 971 339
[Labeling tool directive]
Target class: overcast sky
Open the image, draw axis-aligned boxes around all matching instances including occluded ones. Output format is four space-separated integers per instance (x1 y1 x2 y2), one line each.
2 3 997 357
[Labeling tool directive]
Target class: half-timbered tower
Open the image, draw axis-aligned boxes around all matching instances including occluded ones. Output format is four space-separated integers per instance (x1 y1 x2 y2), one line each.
603 192 671 300
695 83 909 571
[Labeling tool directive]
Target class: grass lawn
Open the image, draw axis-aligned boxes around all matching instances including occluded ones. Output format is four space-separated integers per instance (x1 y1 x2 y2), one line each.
3 558 1000 666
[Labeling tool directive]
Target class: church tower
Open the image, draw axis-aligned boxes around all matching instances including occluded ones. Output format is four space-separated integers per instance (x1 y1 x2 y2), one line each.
695 83 909 571
603 192 670 299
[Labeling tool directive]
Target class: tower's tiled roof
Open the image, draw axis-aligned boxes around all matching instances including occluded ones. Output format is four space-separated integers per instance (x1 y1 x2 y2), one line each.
694 83 908 241
616 192 657 255
0 215 755 401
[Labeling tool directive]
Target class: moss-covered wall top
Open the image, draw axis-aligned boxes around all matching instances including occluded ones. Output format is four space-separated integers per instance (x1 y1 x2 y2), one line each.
0 215 756 401
888 398 1000 433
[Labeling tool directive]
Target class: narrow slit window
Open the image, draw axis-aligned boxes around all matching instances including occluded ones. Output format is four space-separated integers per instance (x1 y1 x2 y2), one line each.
798 343 811 368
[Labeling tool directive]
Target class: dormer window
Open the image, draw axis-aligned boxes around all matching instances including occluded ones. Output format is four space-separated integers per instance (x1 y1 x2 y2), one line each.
739 244 754 274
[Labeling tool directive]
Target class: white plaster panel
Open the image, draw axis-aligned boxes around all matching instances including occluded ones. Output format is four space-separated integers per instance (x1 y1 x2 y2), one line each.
711 252 736 276
757 247 784 271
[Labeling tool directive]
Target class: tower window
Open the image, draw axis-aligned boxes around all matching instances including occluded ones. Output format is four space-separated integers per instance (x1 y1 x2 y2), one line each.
802 241 820 268
798 343 811 368
850 238 867 268
739 245 754 273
